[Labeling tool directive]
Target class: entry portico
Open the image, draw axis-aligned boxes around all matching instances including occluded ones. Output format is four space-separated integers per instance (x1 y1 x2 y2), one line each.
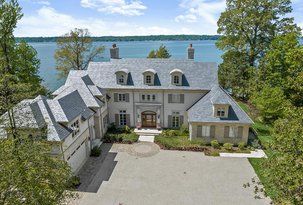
135 103 161 129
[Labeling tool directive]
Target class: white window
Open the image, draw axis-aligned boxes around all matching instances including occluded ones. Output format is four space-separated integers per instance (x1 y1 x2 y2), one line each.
118 75 124 84
172 94 181 103
142 95 145 101
71 120 80 137
229 127 238 138
147 95 151 101
217 108 225 117
152 94 156 101
103 115 108 128
119 110 127 126
173 75 180 84
146 75 152 84
172 112 180 128
201 126 210 137
141 94 156 102
118 93 126 102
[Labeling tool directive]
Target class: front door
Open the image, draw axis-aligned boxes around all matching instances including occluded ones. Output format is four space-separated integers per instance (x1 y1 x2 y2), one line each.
141 111 157 128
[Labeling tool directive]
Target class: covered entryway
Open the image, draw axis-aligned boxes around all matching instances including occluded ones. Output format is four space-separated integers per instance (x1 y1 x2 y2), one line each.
141 111 157 128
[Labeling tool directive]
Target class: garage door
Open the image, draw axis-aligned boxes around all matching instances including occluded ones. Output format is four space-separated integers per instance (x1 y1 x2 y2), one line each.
68 141 88 172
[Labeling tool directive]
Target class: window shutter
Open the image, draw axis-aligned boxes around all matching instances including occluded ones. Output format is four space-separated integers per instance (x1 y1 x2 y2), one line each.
125 93 130 102
114 93 118 102
126 114 131 126
238 126 243 138
197 126 202 137
224 126 230 138
180 115 184 126
115 114 119 126
168 94 172 103
210 125 216 138
180 94 185 103
168 115 172 128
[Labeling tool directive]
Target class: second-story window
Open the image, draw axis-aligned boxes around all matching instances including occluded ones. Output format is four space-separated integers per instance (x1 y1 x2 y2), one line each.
146 75 152 84
172 94 181 103
173 75 180 84
118 93 126 102
71 120 80 137
141 94 156 102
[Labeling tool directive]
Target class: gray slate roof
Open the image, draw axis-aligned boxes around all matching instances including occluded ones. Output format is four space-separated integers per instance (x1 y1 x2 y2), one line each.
188 86 253 124
65 59 218 90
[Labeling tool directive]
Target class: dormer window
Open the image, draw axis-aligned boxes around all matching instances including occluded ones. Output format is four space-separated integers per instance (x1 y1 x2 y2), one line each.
146 75 152 84
115 69 129 85
217 108 225 117
170 69 183 86
173 75 180 84
118 75 125 84
143 69 156 85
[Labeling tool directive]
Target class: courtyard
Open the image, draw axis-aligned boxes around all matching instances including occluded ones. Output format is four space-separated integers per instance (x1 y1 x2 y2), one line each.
72 143 271 205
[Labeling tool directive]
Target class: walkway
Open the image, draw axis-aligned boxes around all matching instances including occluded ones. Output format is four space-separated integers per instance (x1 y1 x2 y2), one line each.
220 149 267 158
138 135 155 142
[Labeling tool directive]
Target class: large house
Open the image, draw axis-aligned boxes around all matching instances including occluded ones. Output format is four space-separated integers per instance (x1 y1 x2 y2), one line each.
0 44 253 172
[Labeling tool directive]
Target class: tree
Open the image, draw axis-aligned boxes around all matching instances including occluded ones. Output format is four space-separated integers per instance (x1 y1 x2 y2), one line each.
216 0 300 98
250 85 289 123
262 107 303 204
147 44 171 58
257 33 303 107
0 137 74 205
54 28 105 79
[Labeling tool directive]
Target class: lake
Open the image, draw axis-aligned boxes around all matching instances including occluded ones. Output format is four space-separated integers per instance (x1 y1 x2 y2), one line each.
30 40 223 91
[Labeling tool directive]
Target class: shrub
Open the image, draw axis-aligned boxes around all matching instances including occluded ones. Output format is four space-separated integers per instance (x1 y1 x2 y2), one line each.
107 123 117 132
211 140 220 149
167 130 178 137
122 125 131 134
210 149 220 157
223 143 233 151
68 175 81 189
90 146 101 157
180 124 189 135
238 142 246 150
191 139 206 146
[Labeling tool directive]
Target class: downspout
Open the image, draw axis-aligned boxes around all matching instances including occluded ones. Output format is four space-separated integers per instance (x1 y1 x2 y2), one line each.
132 90 135 127
162 90 165 127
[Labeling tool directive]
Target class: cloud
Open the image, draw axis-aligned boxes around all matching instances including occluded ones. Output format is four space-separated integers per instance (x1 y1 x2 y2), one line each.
37 1 50 6
15 6 175 37
175 0 225 26
80 0 147 16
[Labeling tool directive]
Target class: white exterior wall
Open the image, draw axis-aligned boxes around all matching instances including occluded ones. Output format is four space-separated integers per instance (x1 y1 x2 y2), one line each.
107 89 207 128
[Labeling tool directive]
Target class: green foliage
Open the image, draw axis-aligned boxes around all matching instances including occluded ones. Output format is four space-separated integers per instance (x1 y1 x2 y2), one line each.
223 143 233 151
54 28 105 79
104 131 139 144
238 142 246 150
155 135 205 150
191 139 206 146
210 140 220 149
122 125 131 134
216 0 300 98
0 137 74 204
251 85 289 123
257 33 303 107
147 44 171 58
180 124 189 135
68 175 81 189
261 107 303 204
90 146 101 157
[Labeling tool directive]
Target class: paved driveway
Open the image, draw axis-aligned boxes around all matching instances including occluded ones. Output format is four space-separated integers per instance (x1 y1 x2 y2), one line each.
72 143 270 205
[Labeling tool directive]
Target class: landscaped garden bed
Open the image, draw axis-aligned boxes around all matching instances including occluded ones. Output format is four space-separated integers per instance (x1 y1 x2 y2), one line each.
154 128 251 156
103 125 139 144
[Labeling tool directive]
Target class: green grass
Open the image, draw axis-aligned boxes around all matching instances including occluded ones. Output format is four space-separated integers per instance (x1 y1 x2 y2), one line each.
238 101 250 113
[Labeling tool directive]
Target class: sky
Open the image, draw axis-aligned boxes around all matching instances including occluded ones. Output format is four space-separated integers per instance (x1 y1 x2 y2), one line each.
15 0 303 37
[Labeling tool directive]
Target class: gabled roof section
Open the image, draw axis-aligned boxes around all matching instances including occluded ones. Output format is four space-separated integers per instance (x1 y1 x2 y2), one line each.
211 90 231 105
170 68 184 74
188 86 253 124
86 59 218 90
143 68 157 74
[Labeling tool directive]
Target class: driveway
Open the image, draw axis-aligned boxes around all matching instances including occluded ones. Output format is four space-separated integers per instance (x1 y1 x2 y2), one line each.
72 143 271 205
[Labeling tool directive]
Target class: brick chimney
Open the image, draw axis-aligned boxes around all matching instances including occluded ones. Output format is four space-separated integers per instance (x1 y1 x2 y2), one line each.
110 44 119 59
187 43 194 60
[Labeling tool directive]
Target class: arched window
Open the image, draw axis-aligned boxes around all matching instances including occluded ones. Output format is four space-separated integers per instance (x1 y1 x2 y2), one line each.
146 75 152 84
173 75 179 84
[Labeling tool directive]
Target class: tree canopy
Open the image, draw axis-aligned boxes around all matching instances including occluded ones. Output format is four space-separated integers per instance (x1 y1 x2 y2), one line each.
54 28 105 79
147 44 171 58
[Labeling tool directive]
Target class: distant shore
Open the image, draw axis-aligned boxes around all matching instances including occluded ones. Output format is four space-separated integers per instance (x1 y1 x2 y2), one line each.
16 35 222 43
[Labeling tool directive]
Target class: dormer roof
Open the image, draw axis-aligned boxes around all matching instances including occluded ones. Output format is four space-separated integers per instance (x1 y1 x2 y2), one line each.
170 68 184 75
143 68 157 74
